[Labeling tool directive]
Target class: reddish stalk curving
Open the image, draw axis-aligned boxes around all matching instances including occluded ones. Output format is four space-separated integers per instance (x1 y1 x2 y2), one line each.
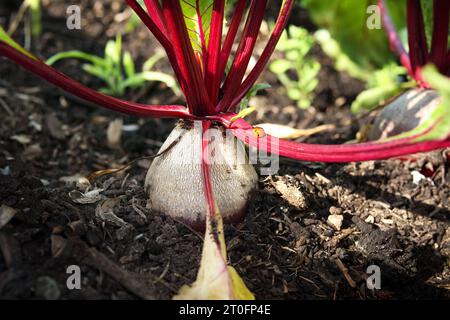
378 0 450 87
218 0 267 111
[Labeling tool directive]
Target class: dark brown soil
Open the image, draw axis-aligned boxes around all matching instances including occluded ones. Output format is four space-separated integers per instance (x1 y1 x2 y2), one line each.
0 1 449 300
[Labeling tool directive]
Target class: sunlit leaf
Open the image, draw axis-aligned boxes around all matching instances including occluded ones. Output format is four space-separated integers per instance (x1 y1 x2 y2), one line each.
27 0 42 37
180 0 214 60
271 25 319 109
105 34 122 66
230 107 255 123
351 85 402 114
315 29 367 81
302 0 407 70
270 59 292 74
123 51 136 78
121 71 181 96
142 51 165 71
82 64 110 82
46 50 106 66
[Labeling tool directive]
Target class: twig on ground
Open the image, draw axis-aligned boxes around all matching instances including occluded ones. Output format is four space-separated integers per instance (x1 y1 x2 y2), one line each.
7 0 29 35
334 257 357 288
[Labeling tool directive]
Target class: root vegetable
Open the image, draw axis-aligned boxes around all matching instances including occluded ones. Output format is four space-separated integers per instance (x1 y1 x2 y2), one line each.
145 121 258 230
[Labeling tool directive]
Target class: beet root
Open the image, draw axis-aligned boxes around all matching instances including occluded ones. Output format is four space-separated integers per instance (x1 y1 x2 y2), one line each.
145 120 258 230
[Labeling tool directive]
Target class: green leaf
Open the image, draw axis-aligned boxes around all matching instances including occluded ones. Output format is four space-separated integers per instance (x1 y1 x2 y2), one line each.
230 106 256 122
0 26 36 60
351 63 409 114
82 64 120 96
27 0 42 37
105 34 122 66
239 83 271 111
286 50 299 61
122 71 181 96
302 0 407 70
288 88 301 101
115 34 122 63
140 71 176 87
271 25 319 109
269 59 292 74
104 40 116 65
315 29 367 81
125 0 146 33
351 85 401 114
249 83 271 94
180 0 213 59
142 51 165 71
46 50 106 66
420 0 433 48
98 87 114 95
123 51 135 78
82 64 110 82
120 74 145 90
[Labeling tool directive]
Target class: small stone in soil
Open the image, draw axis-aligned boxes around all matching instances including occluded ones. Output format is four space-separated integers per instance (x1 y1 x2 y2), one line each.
327 214 344 230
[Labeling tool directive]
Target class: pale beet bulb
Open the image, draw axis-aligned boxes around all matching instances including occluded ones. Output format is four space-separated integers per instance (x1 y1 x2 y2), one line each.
145 120 258 230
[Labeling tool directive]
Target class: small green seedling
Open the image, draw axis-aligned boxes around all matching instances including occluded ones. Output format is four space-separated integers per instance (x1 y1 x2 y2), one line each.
125 0 145 33
350 63 412 114
270 25 320 109
314 30 410 114
47 34 180 97
28 0 41 37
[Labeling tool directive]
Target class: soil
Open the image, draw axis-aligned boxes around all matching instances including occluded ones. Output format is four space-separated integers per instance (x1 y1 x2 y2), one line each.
0 1 449 300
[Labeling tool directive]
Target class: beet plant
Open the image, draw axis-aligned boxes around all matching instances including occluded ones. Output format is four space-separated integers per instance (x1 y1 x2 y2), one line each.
1 0 450 299
369 0 450 140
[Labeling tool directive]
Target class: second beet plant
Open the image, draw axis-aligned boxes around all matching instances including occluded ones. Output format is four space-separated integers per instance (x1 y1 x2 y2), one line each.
0 0 449 230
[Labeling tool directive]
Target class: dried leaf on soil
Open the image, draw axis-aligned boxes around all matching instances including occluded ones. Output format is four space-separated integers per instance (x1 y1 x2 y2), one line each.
256 123 335 139
69 188 105 204
95 197 127 227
